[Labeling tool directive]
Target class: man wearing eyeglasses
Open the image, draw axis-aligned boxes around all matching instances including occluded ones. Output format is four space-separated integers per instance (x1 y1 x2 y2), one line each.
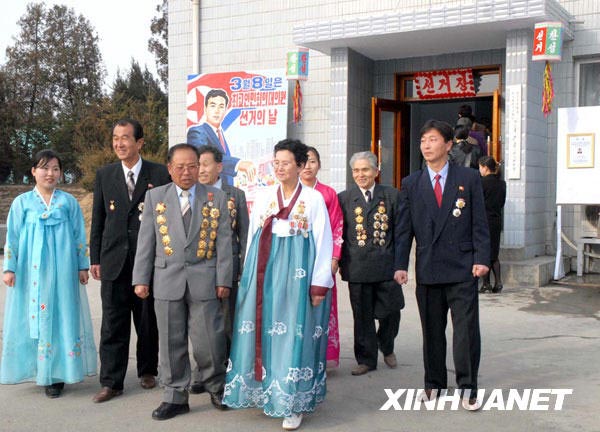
133 143 233 420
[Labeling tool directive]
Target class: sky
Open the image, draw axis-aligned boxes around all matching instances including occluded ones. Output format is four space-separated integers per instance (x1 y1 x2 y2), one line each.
0 0 160 89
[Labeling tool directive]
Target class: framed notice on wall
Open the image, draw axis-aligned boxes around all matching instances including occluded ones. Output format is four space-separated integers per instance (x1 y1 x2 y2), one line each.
567 133 595 168
557 107 600 204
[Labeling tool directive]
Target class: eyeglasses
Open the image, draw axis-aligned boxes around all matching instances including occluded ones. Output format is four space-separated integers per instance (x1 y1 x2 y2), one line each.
171 164 199 173
272 160 295 169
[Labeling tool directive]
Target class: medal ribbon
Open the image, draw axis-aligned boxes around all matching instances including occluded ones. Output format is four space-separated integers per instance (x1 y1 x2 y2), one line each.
254 184 302 381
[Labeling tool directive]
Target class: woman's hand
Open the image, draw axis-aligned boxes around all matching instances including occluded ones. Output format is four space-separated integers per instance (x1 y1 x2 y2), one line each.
311 295 325 307
79 270 89 285
3 271 15 287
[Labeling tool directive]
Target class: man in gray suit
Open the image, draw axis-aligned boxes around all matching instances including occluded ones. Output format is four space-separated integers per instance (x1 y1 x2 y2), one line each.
189 144 249 395
133 143 233 420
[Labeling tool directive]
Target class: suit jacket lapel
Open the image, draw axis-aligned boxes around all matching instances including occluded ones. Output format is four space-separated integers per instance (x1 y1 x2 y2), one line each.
203 123 221 150
130 159 149 208
187 182 204 246
432 164 459 243
165 184 186 245
113 163 131 204
418 169 439 222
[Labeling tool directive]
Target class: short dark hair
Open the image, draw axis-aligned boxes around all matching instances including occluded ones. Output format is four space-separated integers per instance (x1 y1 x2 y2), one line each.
197 145 223 163
205 89 229 107
454 125 470 141
32 149 62 171
114 118 144 141
458 104 474 120
274 139 309 167
306 146 321 167
420 119 454 142
168 143 200 163
478 155 498 172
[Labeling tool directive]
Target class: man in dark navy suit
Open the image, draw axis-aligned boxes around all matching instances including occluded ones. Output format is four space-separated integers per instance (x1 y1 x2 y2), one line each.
186 88 255 186
397 119 490 411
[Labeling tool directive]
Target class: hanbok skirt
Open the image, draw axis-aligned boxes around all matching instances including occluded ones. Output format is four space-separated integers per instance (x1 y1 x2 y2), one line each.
223 231 331 417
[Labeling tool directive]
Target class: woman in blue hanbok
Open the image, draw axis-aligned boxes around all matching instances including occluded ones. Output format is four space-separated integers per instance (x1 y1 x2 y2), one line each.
1 150 97 398
223 139 333 430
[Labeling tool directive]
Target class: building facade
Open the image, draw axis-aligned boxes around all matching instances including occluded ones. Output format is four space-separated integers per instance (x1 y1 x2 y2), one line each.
168 0 600 283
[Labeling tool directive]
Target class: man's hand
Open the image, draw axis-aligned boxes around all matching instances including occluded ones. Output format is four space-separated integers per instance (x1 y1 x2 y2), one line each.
3 271 15 287
472 264 489 278
394 270 408 285
135 284 150 299
216 286 230 299
237 160 256 183
79 270 89 285
90 264 101 280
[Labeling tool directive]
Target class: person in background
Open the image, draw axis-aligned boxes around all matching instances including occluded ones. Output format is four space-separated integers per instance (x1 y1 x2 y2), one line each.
449 124 481 169
300 146 344 368
223 139 333 431
457 105 487 155
1 150 96 398
190 144 249 395
478 156 506 293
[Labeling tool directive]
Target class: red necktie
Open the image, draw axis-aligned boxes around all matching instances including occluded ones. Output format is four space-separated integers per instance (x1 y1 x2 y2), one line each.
434 174 442 208
217 128 227 152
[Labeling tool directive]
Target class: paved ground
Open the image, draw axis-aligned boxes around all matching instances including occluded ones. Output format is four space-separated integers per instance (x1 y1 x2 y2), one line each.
0 259 599 432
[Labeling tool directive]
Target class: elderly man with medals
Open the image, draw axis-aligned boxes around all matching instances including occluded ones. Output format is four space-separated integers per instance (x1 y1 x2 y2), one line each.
132 144 233 420
338 151 405 377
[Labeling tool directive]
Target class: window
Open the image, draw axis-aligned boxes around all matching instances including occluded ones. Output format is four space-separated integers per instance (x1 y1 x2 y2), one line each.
578 61 600 107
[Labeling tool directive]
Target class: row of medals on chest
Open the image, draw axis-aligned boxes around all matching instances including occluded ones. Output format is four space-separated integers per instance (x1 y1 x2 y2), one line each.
259 200 309 238
355 201 389 247
110 196 237 229
153 193 221 258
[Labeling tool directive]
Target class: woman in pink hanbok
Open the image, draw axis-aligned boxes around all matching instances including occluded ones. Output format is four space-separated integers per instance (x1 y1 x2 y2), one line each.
300 147 343 368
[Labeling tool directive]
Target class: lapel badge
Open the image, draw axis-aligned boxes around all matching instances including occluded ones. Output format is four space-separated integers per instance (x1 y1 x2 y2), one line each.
109 200 116 211
455 198 466 209
210 220 218 229
201 219 209 229
228 199 235 210
206 250 213 260
148 183 154 189
210 208 220 218
156 215 167 225
200 230 207 239
453 208 462 217
459 185 465 192
377 205 386 214
356 215 364 224
155 202 166 214
159 225 169 235
202 207 210 217
161 235 171 246
354 206 363 215
197 249 206 258
164 246 173 256
138 203 144 212
381 214 388 222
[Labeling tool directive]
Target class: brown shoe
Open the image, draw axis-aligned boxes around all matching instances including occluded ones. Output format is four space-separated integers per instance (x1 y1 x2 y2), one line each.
140 375 156 389
92 386 123 403
351 364 374 376
383 353 397 369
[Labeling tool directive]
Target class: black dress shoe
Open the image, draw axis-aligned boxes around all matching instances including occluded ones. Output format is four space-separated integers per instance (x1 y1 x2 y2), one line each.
491 284 503 293
44 382 64 398
479 284 492 293
152 402 190 420
209 391 228 411
189 383 206 394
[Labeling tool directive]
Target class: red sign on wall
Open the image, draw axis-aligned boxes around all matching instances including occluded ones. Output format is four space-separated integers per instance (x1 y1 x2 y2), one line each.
414 68 476 100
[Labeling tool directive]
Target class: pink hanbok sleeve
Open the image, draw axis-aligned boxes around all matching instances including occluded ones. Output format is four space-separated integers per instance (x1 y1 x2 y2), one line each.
315 182 344 260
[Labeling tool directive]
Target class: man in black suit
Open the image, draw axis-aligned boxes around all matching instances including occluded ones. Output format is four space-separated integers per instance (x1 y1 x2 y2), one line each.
90 118 171 403
189 144 249 394
397 119 490 411
338 151 405 377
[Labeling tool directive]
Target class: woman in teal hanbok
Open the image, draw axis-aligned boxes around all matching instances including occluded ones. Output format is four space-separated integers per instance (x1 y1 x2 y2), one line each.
1 150 97 398
223 139 334 430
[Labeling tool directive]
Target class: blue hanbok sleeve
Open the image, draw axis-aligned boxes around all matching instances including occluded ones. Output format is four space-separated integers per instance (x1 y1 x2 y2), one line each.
3 196 24 273
69 195 90 271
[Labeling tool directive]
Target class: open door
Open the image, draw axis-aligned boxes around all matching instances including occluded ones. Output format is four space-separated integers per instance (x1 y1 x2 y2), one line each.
371 97 406 188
